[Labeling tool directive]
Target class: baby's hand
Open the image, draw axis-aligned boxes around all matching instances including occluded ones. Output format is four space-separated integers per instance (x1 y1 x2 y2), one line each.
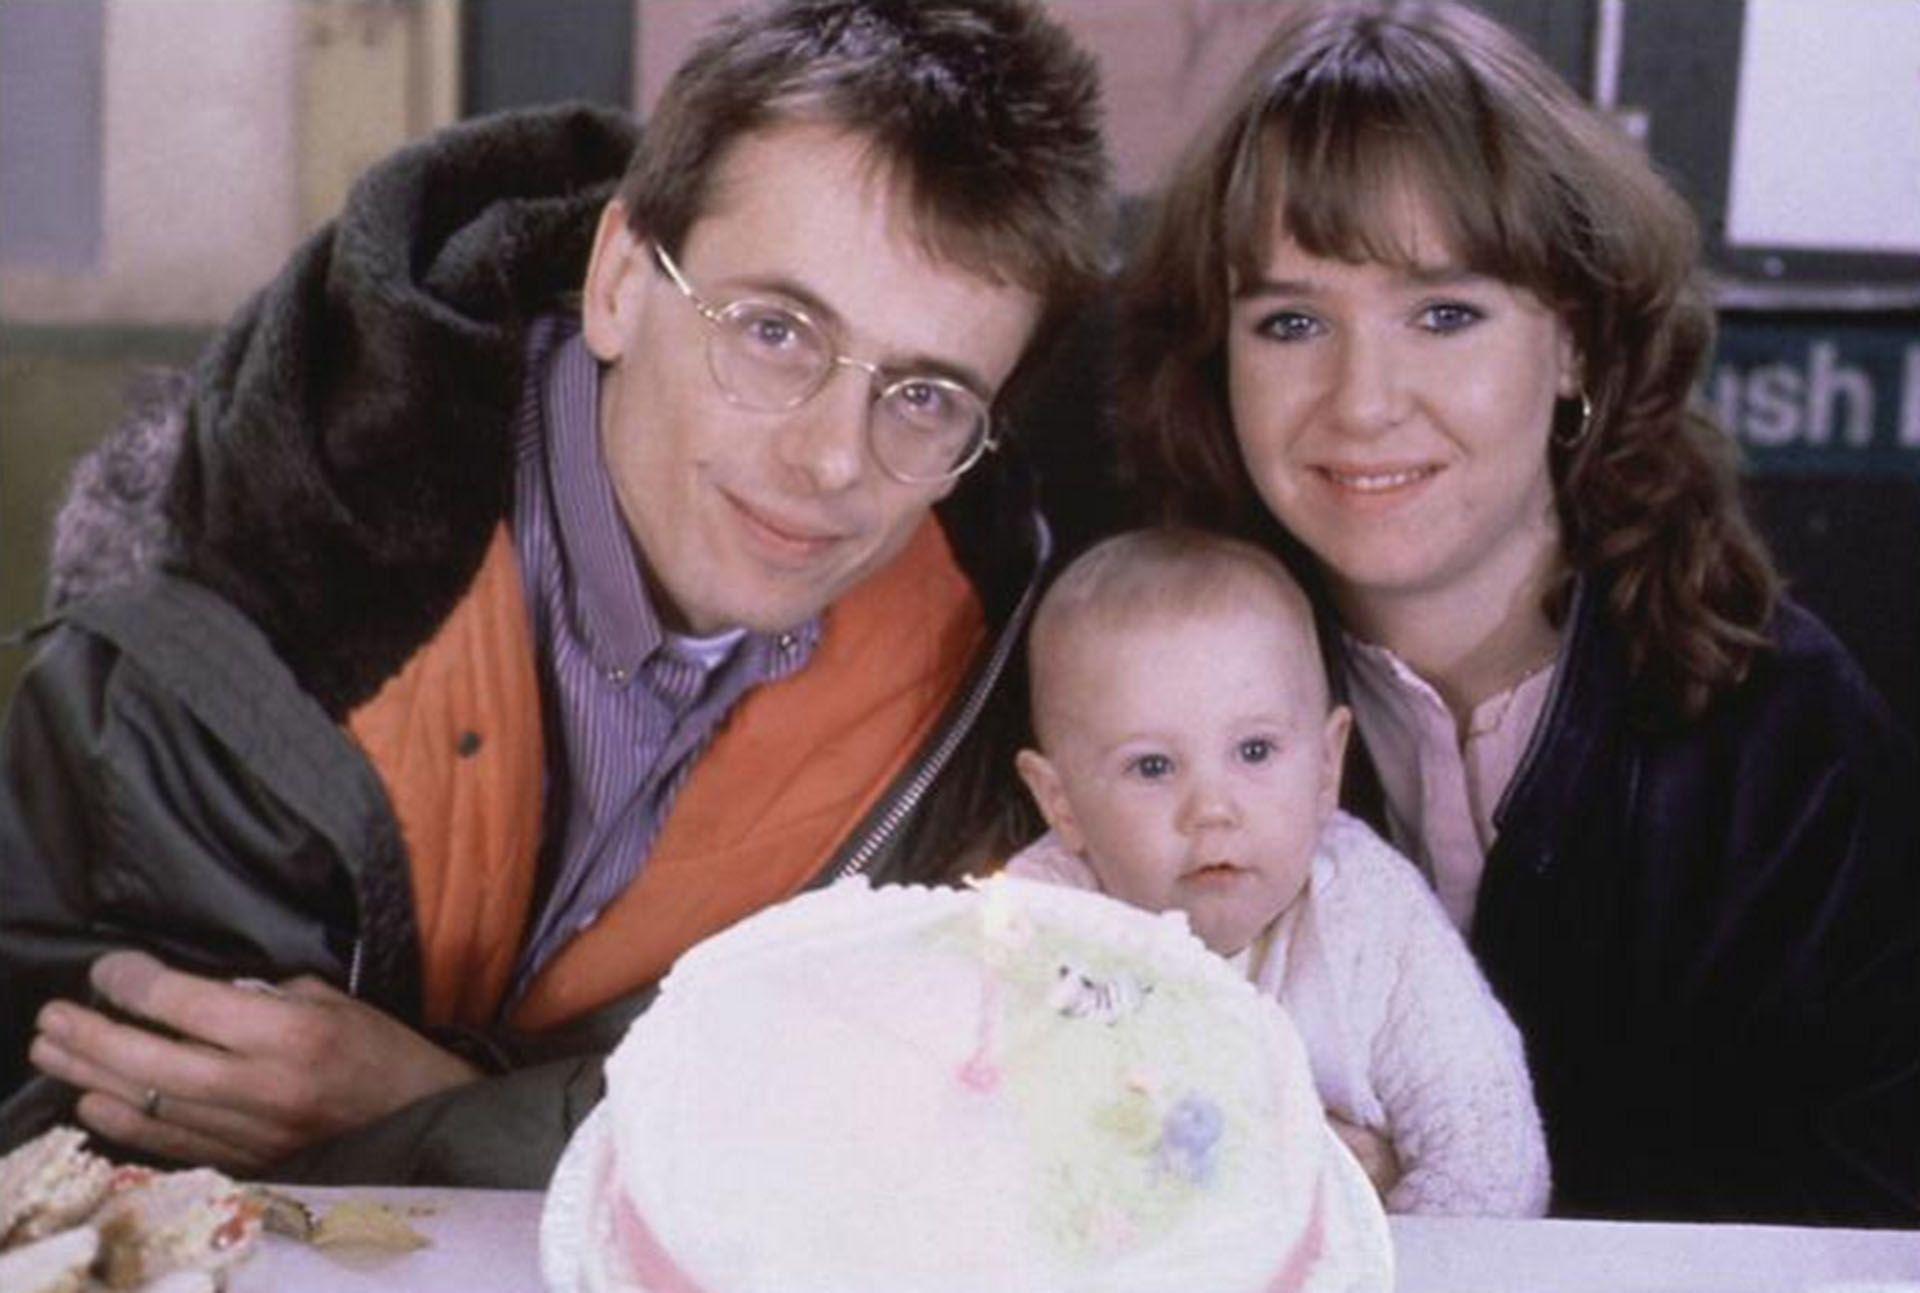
1328 1115 1403 1199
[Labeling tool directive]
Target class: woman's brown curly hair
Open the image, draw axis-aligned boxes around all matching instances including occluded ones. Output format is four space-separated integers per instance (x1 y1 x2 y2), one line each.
1119 0 1778 721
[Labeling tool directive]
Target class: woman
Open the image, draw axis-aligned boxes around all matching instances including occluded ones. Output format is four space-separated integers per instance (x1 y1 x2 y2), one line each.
1121 0 1916 1224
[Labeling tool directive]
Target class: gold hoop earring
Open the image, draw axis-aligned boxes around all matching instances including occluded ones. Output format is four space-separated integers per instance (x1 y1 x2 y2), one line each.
1554 391 1594 449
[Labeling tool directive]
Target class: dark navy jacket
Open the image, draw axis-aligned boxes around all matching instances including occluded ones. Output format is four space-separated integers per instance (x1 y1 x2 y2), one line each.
1347 581 1919 1225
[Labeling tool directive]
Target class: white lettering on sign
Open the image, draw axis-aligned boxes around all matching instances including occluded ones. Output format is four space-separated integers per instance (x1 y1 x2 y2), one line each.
1710 342 1886 451
1807 342 1874 447
1904 344 1920 449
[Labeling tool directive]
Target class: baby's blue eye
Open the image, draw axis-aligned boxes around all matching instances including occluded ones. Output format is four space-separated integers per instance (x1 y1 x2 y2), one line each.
1238 738 1275 765
1128 753 1175 781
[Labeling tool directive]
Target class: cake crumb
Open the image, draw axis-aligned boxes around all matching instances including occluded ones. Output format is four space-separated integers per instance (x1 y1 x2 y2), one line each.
310 1200 432 1253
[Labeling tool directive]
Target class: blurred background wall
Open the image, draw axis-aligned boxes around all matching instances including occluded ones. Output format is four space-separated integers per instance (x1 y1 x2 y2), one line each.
3 0 1917 730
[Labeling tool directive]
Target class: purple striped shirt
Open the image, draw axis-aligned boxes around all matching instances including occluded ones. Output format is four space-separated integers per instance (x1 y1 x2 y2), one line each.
505 319 819 1001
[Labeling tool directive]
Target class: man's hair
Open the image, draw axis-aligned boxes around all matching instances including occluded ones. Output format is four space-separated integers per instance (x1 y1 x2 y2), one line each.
1027 528 1330 748
1120 0 1778 721
617 0 1111 329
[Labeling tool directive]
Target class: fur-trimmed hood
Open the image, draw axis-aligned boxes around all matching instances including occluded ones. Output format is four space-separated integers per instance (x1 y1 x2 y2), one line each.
52 104 636 716
48 103 1045 718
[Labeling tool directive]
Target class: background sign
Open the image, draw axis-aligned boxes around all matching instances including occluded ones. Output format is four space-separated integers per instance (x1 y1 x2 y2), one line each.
1711 317 1920 475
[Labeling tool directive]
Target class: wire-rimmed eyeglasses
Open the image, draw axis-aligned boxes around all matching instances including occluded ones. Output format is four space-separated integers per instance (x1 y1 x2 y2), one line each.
652 242 999 485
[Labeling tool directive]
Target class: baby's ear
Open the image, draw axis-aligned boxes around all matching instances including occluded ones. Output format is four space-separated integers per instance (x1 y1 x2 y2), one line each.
1317 705 1353 824
1015 749 1086 853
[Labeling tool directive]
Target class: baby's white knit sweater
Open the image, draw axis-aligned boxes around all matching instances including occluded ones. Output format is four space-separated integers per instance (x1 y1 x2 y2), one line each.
1005 810 1551 1217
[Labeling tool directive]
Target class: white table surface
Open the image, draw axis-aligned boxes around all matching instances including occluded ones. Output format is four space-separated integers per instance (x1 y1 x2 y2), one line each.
232 1187 1920 1292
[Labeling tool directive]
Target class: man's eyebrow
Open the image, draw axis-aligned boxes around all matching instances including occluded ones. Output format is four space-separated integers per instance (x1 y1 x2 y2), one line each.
727 273 844 327
725 273 996 399
889 353 996 401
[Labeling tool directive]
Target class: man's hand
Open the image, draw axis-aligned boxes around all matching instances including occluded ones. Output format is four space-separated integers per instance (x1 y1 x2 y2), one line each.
1329 1114 1403 1200
27 951 480 1173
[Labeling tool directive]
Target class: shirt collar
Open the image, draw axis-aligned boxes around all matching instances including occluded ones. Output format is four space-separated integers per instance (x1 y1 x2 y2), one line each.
1341 632 1559 740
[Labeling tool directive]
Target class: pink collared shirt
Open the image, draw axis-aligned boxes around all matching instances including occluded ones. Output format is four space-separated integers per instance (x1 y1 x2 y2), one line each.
1342 636 1558 932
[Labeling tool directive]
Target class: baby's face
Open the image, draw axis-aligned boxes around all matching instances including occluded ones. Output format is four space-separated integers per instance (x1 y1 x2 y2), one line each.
1022 601 1348 957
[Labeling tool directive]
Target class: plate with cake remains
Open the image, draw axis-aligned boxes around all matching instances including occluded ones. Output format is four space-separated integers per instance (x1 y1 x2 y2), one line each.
0 1126 265 1293
540 876 1394 1293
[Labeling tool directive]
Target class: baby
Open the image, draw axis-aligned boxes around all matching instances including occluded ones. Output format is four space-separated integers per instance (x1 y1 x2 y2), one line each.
1007 528 1550 1216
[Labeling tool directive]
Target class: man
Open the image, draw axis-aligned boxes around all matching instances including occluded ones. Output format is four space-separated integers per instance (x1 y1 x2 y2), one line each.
0 0 1110 1184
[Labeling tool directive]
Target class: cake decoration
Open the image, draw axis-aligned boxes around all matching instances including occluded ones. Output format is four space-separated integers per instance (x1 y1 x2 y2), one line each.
1048 960 1152 1023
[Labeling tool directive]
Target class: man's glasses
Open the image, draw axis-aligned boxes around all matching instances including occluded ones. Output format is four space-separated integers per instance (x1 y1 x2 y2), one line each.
652 242 998 484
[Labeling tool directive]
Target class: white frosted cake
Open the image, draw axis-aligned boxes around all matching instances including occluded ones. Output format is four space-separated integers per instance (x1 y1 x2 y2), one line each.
542 878 1392 1293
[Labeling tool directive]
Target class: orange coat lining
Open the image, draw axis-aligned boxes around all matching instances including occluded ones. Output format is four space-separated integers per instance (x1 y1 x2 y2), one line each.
348 518 985 1032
